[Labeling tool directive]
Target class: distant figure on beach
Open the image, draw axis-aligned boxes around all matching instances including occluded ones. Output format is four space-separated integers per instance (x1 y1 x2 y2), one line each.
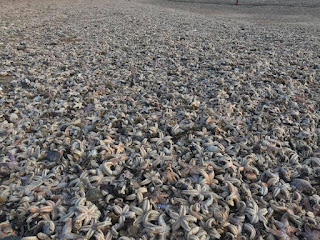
235 0 239 5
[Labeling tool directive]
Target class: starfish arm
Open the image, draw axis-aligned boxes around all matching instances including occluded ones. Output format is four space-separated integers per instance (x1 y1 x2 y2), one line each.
131 206 143 215
75 206 88 213
142 200 151 212
180 206 188 215
184 215 197 222
182 189 200 195
83 215 92 226
123 205 130 213
65 233 84 240
133 216 143 226
168 211 179 220
171 221 181 231
141 179 151 185
75 213 86 222
113 206 123 215
92 212 101 219
259 208 268 216
85 229 95 239
273 188 280 197
252 214 259 224
253 202 259 212
180 220 192 232
245 209 255 215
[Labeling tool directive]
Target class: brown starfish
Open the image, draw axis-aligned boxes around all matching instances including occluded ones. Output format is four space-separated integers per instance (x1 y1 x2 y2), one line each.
298 224 320 240
162 166 179 184
179 158 203 177
269 213 298 240
148 187 169 204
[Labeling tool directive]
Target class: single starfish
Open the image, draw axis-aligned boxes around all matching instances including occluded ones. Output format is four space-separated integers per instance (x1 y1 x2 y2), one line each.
79 218 111 239
162 166 179 184
182 184 213 201
148 187 169 204
58 218 84 240
245 200 268 227
298 224 320 240
131 200 159 227
198 169 218 186
168 205 197 231
75 203 101 226
269 213 298 240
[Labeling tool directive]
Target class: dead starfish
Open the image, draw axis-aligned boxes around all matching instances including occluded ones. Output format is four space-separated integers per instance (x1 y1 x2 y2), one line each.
298 224 320 240
269 213 298 240
148 187 169 204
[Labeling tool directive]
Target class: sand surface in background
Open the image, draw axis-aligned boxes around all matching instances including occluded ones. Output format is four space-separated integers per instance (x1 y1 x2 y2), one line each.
140 0 320 27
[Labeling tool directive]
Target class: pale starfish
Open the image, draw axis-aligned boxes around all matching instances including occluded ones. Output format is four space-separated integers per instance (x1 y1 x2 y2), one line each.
168 205 197 231
131 200 159 227
245 200 268 227
75 203 101 226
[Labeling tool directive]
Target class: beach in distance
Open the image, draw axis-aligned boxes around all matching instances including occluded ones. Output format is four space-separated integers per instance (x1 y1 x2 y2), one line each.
0 0 319 239
143 0 320 26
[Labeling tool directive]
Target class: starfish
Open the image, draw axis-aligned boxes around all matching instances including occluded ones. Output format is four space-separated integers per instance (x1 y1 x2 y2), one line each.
245 200 268 227
225 181 241 207
131 200 159 227
162 166 179 184
75 203 101 226
112 142 125 154
40 199 66 221
182 184 213 201
141 171 162 186
168 205 197 231
150 131 173 148
58 218 84 240
269 213 298 240
144 214 170 240
198 169 218 186
272 180 291 199
148 187 169 204
179 158 203 177
126 187 148 203
79 218 111 240
298 224 320 240
113 204 135 227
